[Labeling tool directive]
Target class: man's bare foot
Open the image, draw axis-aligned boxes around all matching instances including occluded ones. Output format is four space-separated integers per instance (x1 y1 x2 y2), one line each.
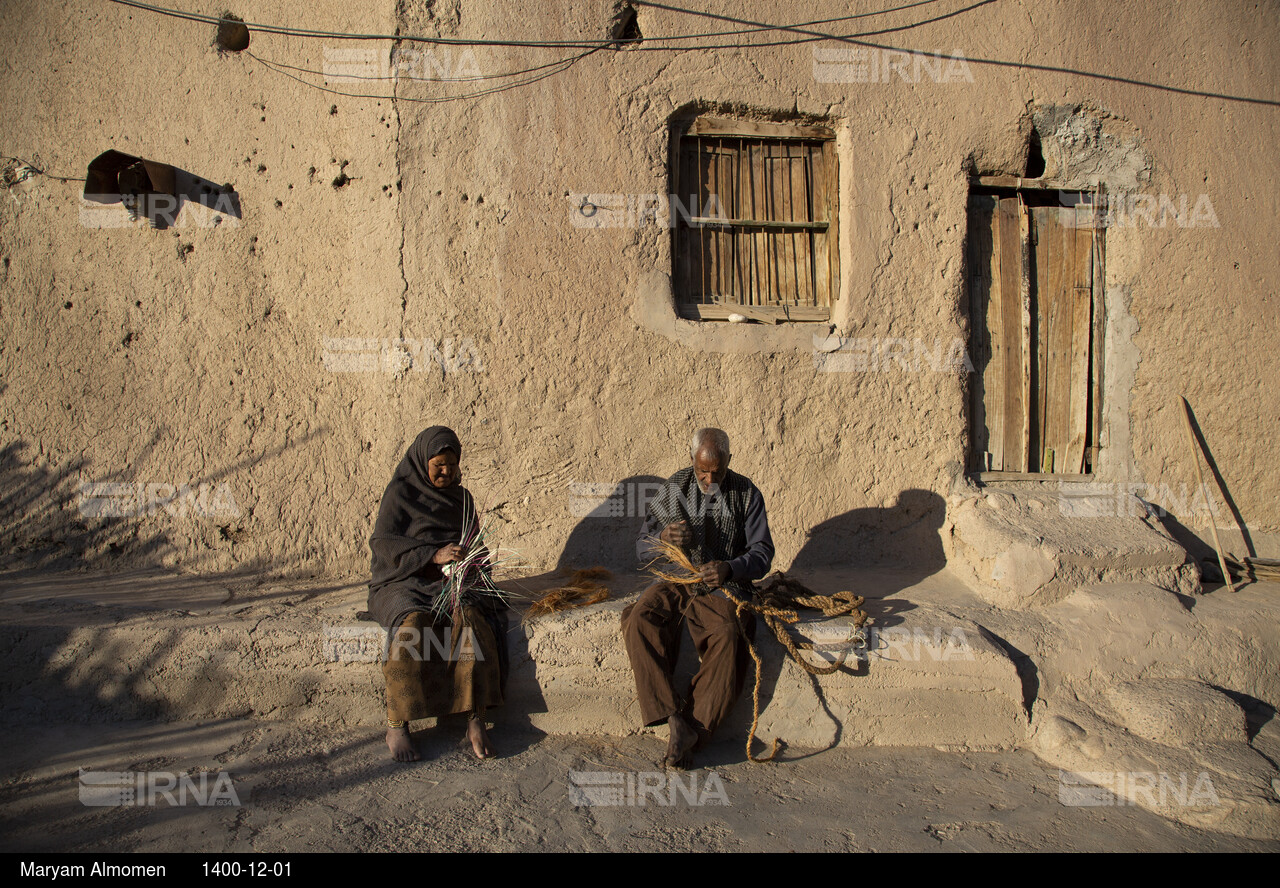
467 716 495 759
386 725 420 762
664 713 698 769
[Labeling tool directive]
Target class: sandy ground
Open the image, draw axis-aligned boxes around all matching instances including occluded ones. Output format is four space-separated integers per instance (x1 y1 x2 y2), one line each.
2 718 1275 853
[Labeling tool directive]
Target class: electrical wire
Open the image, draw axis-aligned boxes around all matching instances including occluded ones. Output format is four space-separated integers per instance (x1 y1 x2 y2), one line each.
102 0 990 107
631 0 1280 104
621 0 1000 50
247 46 603 104
206 0 995 103
1 155 84 183
106 0 954 49
237 0 987 101
256 45 593 84
103 0 1280 107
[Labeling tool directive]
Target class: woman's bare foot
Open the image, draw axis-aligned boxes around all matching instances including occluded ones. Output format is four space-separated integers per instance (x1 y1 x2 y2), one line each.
467 715 495 759
663 713 698 770
386 725 420 762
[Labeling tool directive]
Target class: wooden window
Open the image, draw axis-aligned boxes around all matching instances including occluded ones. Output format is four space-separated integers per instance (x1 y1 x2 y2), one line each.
671 117 839 322
968 182 1104 477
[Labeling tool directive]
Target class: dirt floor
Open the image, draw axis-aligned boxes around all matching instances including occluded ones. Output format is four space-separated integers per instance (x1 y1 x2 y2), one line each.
2 565 1278 852
2 718 1276 853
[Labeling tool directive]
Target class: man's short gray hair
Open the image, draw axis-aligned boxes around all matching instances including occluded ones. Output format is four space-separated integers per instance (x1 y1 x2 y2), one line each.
690 428 731 460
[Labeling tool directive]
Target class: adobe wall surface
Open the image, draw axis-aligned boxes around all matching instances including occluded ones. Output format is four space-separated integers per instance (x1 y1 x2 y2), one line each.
1 1 1276 579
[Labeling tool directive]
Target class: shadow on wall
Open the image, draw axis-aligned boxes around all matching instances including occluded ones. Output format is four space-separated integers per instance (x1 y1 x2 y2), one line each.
555 481 948 586
789 489 947 577
0 438 168 572
0 427 326 577
1151 402 1256 579
1156 511 1216 579
556 474 664 571
82 150 242 231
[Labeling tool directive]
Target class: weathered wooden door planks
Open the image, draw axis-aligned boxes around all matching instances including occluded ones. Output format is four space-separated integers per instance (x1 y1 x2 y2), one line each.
971 195 1097 474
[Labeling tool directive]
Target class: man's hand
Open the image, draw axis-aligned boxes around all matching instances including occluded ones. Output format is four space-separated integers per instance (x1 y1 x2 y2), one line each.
432 543 467 565
697 561 730 588
659 520 692 547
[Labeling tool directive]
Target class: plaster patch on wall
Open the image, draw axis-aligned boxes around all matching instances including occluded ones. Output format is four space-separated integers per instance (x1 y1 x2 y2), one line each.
1097 284 1142 482
1030 105 1154 191
396 0 462 35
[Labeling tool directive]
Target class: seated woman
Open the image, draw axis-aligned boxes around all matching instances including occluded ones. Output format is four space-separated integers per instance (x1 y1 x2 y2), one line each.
367 426 509 762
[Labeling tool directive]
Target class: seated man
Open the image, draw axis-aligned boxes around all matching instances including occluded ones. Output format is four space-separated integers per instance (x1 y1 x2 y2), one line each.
621 427 775 768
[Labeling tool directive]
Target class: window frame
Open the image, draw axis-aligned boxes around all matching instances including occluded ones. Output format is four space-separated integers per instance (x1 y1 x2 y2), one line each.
670 116 840 323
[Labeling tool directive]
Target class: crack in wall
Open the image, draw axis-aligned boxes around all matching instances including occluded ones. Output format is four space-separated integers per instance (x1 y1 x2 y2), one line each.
392 39 408 342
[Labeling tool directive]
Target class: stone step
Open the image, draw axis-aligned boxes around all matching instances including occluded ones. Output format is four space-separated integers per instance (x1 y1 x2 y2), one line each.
520 596 1028 750
944 489 1200 608
1 568 1028 750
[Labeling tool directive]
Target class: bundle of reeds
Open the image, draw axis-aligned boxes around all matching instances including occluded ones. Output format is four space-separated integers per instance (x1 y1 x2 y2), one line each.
1220 555 1280 583
427 496 519 621
524 567 613 621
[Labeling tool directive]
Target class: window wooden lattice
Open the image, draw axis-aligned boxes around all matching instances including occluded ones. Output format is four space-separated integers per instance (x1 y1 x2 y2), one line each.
672 117 839 322
969 188 1104 476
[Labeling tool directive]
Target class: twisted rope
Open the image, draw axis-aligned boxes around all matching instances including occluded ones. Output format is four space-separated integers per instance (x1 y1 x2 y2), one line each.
720 574 869 764
644 538 869 764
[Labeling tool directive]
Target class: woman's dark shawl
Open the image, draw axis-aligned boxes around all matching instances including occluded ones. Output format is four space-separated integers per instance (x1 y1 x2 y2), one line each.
367 426 510 692
367 426 470 631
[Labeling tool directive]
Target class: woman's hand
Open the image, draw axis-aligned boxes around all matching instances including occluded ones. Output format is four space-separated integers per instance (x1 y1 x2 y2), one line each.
432 543 467 565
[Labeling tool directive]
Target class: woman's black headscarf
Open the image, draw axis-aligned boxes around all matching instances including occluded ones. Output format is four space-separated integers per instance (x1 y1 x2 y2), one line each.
368 426 471 609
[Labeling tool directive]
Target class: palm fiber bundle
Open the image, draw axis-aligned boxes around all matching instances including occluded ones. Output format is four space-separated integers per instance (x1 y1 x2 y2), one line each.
426 495 519 621
524 567 613 622
643 537 704 587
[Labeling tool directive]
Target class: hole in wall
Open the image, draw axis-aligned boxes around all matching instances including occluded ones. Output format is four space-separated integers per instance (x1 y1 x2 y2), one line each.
612 4 642 46
1025 128 1046 178
216 13 250 52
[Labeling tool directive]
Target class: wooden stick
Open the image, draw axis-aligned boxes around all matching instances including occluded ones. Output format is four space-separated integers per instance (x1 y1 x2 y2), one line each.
1181 397 1235 593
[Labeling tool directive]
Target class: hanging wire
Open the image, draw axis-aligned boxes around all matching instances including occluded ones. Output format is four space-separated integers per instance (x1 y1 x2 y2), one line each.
89 0 1280 108
105 0 956 49
247 46 603 104
1 156 84 183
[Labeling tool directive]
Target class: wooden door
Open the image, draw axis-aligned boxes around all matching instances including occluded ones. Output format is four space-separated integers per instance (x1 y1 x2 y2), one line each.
969 194 1097 474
